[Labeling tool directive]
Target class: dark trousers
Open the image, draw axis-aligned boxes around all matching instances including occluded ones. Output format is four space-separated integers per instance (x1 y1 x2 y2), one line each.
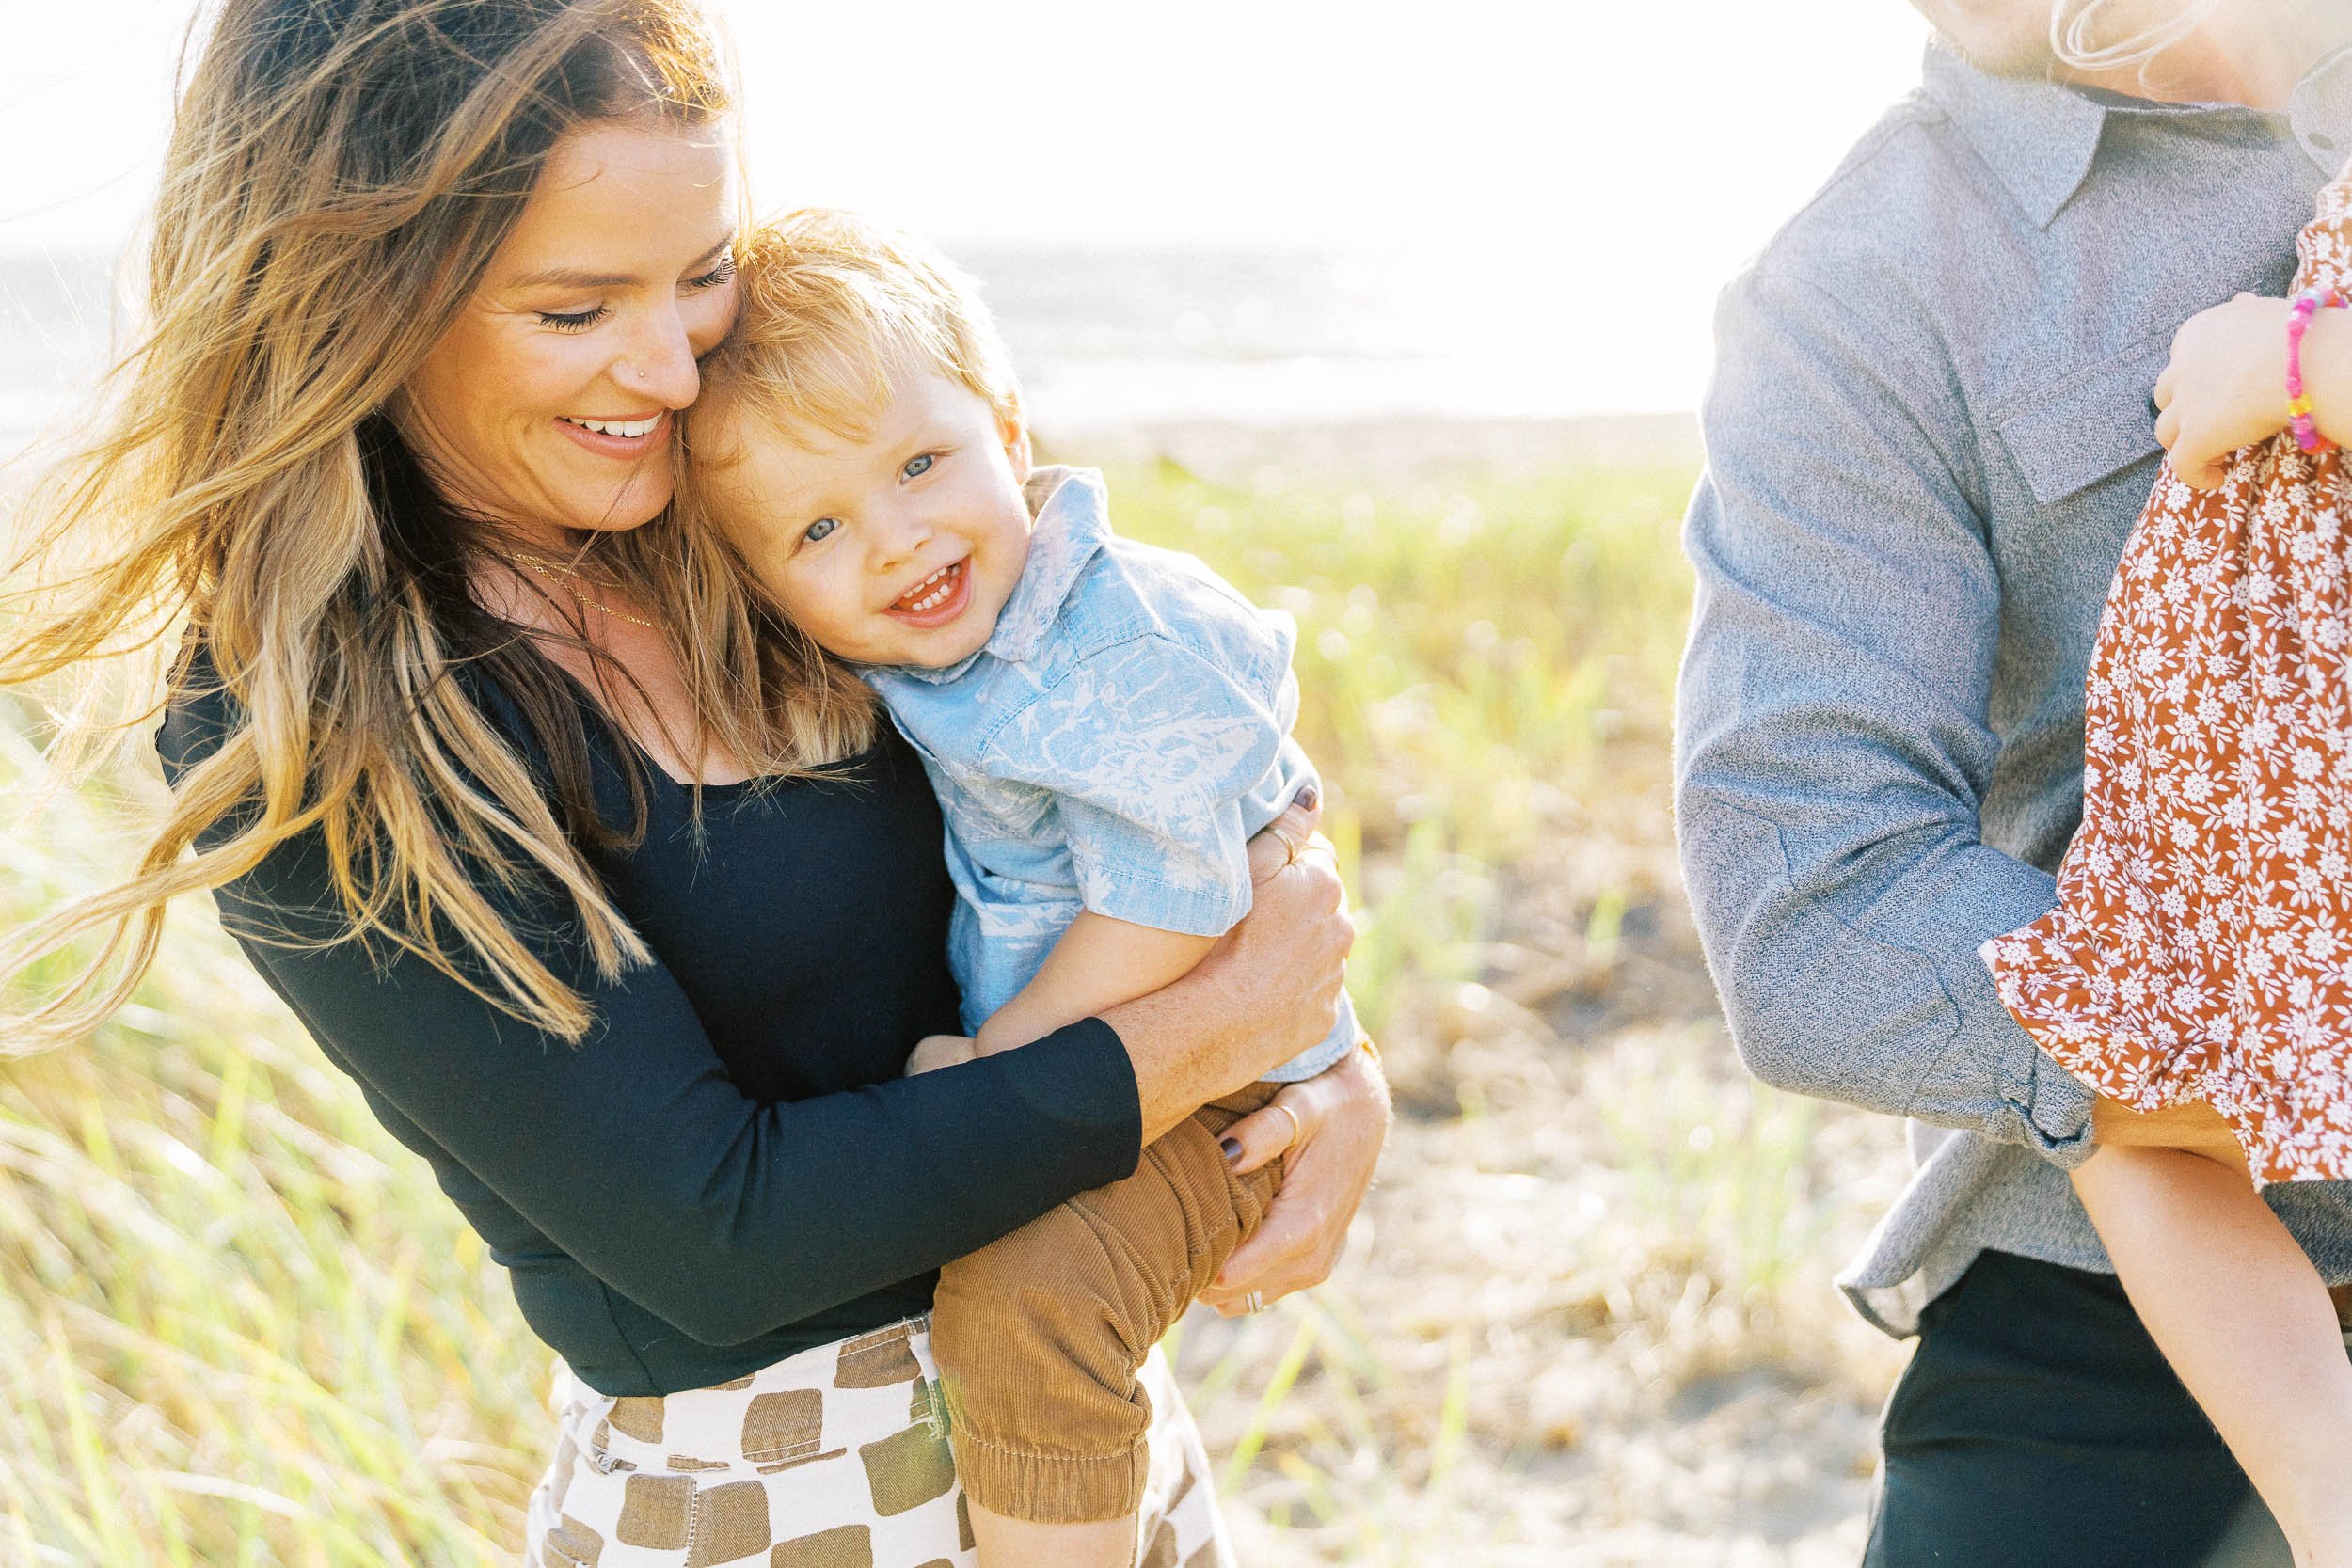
1864 1248 2294 1568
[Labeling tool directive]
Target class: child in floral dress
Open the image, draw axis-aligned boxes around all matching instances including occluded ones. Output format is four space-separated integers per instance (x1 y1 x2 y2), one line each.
1982 160 2352 1563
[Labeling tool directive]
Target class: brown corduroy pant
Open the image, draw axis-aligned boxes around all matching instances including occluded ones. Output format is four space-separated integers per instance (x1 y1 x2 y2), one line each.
929 1083 1285 1523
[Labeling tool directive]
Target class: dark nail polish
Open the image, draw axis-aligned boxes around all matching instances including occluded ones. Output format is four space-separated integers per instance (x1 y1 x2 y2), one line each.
1293 784 1319 811
1220 1137 1244 1164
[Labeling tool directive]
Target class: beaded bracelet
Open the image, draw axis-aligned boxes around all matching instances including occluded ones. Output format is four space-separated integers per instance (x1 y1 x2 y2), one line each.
2288 286 2344 453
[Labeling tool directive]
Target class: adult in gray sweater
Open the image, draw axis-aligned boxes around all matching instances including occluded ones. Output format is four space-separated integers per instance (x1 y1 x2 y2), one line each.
1677 2 2352 1561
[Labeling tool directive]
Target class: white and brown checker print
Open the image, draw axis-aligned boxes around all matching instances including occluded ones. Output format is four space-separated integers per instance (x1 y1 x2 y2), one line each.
524 1316 1235 1567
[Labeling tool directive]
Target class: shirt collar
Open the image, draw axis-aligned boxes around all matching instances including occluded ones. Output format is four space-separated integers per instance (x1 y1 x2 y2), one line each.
1920 40 2344 230
987 465 1110 663
876 464 1109 684
1922 42 2112 229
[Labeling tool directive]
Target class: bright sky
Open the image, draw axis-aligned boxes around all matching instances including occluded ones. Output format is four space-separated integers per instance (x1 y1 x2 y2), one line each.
0 1 1934 416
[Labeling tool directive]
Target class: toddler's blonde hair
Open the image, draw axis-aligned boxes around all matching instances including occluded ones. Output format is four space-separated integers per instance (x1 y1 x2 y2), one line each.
694 209 1022 454
2047 0 2224 78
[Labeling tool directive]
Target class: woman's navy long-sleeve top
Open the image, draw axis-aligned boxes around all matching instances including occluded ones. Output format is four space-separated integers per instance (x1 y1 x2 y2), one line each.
156 652 1143 1396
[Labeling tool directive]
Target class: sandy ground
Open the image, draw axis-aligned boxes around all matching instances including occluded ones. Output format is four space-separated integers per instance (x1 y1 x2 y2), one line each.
1185 817 1915 1564
1179 787 1915 1566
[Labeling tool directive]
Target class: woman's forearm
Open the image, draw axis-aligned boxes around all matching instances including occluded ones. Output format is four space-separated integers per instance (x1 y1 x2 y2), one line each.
1102 815 1355 1142
206 805 1144 1349
1100 969 1261 1143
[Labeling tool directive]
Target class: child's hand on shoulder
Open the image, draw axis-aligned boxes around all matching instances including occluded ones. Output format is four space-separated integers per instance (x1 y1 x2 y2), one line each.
2154 293 2293 490
904 1035 978 1076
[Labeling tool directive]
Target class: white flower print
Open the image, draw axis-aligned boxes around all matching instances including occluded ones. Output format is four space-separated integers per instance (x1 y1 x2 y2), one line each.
1980 167 2352 1185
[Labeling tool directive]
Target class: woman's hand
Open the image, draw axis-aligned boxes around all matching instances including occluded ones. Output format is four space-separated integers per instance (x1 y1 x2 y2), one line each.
1204 784 1355 1067
1099 785 1356 1143
904 1035 977 1076
1198 1042 1391 1315
1208 787 1355 1066
2089 1094 2248 1170
2153 293 2293 490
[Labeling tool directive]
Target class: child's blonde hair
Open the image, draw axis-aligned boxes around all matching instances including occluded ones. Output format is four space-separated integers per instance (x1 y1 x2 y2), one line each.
2047 0 2224 78
694 209 1022 452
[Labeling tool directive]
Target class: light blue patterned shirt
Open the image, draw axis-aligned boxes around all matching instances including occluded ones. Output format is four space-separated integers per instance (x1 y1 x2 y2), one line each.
863 467 1357 1083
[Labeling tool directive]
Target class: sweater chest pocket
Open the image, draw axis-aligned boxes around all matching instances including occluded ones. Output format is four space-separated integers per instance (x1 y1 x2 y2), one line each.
1994 333 2171 507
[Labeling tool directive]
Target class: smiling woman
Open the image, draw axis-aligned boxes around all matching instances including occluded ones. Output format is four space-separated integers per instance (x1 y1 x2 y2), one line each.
399 119 741 544
0 2 1381 1565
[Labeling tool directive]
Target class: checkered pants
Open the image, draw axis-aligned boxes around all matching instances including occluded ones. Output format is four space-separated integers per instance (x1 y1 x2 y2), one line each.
523 1316 1234 1567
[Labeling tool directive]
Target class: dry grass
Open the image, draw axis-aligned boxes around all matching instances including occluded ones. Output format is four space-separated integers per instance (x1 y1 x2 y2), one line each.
0 421 1913 1565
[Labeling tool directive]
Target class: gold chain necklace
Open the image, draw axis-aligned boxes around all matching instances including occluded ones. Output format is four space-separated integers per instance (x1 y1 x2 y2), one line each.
510 550 663 632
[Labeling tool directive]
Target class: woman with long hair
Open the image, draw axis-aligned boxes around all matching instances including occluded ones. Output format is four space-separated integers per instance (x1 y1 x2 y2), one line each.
0 2 1386 1560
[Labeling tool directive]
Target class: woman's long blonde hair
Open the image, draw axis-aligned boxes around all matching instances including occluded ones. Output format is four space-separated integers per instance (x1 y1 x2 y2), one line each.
0 0 873 1051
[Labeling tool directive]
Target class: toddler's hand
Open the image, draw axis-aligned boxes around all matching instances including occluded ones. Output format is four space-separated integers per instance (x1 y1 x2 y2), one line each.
903 1034 978 1076
2154 293 2293 490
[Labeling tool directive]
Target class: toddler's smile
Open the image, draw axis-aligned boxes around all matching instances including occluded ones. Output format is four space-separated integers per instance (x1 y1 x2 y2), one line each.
889 557 972 624
703 364 1034 670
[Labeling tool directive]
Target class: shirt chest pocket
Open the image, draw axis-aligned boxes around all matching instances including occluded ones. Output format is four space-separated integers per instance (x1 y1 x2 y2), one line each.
1993 333 2172 507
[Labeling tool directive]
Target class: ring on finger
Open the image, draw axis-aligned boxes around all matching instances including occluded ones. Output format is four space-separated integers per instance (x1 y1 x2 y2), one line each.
1244 1290 1267 1313
1268 1101 1303 1151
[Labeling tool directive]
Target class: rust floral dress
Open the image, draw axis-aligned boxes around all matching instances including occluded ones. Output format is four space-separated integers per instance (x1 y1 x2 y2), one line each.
1982 164 2352 1186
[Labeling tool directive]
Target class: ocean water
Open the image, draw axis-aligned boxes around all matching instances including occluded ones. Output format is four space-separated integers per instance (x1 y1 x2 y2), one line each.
0 254 117 454
0 241 1694 458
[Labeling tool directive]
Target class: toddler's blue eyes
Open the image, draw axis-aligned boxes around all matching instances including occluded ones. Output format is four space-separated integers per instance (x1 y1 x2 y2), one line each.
903 454 933 479
803 517 840 544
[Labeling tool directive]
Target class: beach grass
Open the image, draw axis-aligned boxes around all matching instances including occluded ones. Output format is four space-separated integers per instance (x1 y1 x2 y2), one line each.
0 439 1909 1566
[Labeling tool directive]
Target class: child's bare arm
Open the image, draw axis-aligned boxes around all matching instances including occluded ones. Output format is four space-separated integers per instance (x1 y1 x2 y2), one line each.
2074 1145 2352 1566
2155 293 2352 489
2089 1095 2249 1167
973 912 1217 1059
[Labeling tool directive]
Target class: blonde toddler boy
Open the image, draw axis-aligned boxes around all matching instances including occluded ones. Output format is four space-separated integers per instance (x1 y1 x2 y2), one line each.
680 210 1360 1568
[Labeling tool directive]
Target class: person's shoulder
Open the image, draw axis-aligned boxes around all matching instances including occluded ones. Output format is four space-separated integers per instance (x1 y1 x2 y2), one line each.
1065 535 1290 669
1009 541 1295 736
977 547 1293 753
1736 87 2002 317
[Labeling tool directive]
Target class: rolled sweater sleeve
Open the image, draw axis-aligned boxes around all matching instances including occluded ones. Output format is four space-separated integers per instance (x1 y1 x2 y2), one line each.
1674 268 2095 1165
159 684 1142 1351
